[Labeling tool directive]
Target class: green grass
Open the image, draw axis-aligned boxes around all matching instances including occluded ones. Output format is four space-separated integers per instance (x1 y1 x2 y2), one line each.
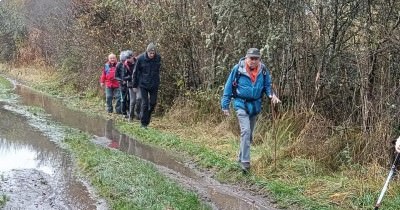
0 76 12 89
0 194 8 208
0 75 14 100
0 172 7 207
64 129 210 210
117 122 336 209
0 76 13 95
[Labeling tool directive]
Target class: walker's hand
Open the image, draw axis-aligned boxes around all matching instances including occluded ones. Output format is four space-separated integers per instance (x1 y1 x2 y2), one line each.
132 88 138 92
271 94 281 104
395 136 400 153
222 109 230 116
100 83 105 88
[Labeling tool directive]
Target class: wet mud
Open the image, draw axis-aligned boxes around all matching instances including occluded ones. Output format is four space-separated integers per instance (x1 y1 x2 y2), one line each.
10 84 278 210
0 102 107 209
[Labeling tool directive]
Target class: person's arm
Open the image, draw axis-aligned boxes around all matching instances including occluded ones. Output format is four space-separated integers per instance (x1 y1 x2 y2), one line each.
263 65 281 104
100 67 106 87
263 66 272 97
132 59 140 89
114 63 123 83
124 63 133 82
221 65 238 115
395 136 400 153
123 72 131 81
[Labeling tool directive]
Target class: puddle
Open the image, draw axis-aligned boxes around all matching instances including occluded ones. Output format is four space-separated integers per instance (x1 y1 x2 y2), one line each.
13 84 278 210
0 103 106 209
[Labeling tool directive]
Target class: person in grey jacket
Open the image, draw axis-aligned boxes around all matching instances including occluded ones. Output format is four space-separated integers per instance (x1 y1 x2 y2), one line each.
132 43 161 128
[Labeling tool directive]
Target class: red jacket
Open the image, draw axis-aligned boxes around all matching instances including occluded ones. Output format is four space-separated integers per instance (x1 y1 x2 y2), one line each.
100 62 119 88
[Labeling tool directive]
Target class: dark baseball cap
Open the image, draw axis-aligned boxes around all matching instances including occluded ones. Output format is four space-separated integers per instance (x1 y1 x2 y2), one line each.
245 48 261 58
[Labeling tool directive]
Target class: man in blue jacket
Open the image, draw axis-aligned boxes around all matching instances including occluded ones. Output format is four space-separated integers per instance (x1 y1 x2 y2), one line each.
133 43 161 128
221 48 280 172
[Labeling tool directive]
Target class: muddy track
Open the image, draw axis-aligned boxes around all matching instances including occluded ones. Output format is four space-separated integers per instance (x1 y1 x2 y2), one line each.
0 102 107 209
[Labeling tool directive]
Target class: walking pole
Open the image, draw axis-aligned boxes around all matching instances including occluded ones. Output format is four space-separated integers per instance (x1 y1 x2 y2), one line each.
374 152 400 209
271 99 277 171
271 87 278 171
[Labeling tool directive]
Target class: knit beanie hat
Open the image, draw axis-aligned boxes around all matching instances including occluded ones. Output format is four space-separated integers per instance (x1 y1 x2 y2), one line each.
146 42 156 52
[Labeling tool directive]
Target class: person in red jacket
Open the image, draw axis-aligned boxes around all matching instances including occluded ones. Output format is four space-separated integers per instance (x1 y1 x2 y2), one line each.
100 53 121 113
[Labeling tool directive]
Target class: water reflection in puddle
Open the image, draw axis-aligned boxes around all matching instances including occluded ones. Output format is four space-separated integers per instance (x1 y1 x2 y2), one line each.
0 103 106 209
0 142 54 174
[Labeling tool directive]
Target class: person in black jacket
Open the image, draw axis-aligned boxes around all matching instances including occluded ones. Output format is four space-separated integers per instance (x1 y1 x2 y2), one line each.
132 43 161 128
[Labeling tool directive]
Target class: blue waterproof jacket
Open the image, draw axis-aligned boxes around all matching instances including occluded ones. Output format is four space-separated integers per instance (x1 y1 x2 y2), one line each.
221 58 272 117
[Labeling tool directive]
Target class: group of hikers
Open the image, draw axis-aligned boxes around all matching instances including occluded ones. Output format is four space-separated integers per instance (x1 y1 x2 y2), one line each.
100 45 282 172
100 42 161 129
99 44 400 174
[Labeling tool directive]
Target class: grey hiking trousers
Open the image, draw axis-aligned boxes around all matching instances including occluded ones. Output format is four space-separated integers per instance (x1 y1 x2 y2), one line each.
236 109 257 163
128 88 142 119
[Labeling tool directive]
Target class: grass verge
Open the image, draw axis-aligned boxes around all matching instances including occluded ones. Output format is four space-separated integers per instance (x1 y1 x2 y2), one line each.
63 129 210 209
0 74 14 100
0 194 8 208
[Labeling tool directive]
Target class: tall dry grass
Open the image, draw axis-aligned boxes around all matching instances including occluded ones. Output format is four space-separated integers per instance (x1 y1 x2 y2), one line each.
163 91 397 173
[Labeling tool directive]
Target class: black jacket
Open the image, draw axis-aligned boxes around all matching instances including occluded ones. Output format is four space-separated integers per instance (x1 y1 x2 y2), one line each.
132 52 161 90
115 62 125 86
115 61 136 88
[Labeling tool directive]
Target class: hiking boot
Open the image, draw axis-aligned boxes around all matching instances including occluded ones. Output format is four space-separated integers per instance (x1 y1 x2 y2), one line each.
240 162 250 173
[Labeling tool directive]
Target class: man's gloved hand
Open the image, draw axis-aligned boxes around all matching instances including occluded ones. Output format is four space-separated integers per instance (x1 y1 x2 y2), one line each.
270 94 281 104
222 109 230 116
395 136 400 153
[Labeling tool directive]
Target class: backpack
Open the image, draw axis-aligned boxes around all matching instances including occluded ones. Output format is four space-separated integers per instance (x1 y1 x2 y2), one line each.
104 63 111 75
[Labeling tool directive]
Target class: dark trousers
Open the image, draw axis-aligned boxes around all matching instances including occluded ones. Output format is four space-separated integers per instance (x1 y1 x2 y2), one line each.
140 87 158 126
120 86 129 115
